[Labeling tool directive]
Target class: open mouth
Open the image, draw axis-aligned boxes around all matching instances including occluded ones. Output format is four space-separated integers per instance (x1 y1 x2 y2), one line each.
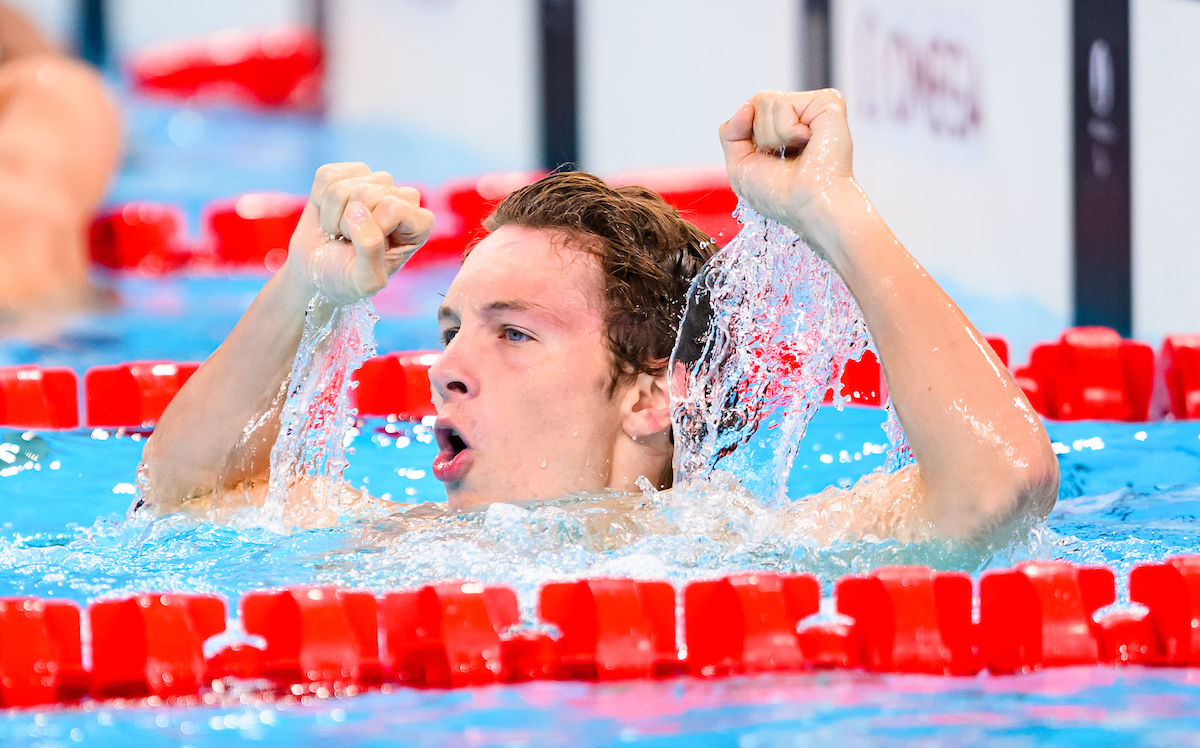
432 423 474 484
435 424 468 457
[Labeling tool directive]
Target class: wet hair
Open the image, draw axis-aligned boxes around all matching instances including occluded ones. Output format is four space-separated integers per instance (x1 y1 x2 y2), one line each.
483 170 718 392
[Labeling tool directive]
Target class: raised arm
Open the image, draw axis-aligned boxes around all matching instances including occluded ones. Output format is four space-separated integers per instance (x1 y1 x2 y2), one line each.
139 164 434 512
720 90 1058 538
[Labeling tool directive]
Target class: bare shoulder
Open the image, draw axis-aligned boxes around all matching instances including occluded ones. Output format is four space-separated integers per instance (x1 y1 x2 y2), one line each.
787 465 931 543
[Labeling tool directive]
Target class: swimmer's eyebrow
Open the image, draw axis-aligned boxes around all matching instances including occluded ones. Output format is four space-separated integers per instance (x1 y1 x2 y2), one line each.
483 300 568 327
439 299 566 326
482 300 538 315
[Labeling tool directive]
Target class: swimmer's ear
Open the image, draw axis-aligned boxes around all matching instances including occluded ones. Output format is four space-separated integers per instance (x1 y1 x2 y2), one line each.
621 371 671 440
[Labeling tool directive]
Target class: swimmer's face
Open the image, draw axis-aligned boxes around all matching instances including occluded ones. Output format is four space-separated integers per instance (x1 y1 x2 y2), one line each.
429 226 629 508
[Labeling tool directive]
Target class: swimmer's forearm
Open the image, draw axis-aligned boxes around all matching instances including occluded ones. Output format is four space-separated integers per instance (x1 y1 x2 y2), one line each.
143 264 328 504
786 181 1059 537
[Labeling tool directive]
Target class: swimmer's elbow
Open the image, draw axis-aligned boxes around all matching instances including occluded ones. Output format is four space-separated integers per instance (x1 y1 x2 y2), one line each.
138 433 213 514
929 441 1059 539
1007 450 1059 522
974 445 1060 535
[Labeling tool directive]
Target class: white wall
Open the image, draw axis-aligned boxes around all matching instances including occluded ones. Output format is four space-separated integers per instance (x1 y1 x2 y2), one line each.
108 0 307 59
324 0 540 173
9 0 308 60
832 0 1072 355
1132 0 1200 341
578 0 800 174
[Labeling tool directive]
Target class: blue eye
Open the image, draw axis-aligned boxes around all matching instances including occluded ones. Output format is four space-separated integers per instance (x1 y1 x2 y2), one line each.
503 328 530 343
441 328 458 346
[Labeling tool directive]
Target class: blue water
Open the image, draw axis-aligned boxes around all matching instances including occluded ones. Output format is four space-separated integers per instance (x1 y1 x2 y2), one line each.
2 277 1197 748
0 92 1198 745
3 302 1199 747
4 668 1200 747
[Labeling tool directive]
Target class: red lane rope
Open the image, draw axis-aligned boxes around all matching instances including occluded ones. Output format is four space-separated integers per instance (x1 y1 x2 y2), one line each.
2 331 1198 430
0 558 1192 708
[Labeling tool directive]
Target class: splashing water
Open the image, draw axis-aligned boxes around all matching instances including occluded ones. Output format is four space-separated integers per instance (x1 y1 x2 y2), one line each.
670 203 910 503
263 296 378 529
259 205 914 540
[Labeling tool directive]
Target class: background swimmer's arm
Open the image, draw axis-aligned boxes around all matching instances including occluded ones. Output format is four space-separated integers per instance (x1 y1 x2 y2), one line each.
720 90 1058 539
0 4 120 308
0 5 54 62
141 164 433 511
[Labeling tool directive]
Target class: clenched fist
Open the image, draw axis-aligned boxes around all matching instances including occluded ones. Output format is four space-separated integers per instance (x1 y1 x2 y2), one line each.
719 89 858 251
283 162 435 305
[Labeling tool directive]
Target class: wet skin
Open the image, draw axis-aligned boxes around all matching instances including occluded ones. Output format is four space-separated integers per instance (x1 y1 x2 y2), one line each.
431 227 633 508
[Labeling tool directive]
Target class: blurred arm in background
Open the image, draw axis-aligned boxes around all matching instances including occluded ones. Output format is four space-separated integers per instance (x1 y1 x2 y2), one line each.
0 3 120 313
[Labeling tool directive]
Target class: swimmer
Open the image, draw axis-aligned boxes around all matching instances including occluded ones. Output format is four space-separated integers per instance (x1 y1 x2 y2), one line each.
141 89 1058 541
0 4 120 315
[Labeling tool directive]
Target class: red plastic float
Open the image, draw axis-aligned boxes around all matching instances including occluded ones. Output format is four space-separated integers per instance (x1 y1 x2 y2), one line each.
684 573 819 675
1128 556 1200 665
979 561 1115 673
0 329 1184 434
819 336 1006 409
241 587 380 686
89 593 224 698
445 172 545 241
836 565 976 674
985 334 1010 368
0 599 89 706
130 26 322 109
1095 608 1157 665
352 351 438 421
1 560 1200 708
84 362 200 428
1162 334 1200 420
378 582 514 688
88 203 189 272
795 622 859 669
202 193 306 268
1014 327 1154 421
538 578 678 680
0 366 79 429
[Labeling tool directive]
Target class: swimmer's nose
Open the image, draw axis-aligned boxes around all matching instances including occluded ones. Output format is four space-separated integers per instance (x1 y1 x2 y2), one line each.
428 340 478 401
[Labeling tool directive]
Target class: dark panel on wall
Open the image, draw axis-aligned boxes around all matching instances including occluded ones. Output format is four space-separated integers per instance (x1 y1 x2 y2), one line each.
1073 0 1131 335
79 0 108 69
802 0 831 90
540 0 578 170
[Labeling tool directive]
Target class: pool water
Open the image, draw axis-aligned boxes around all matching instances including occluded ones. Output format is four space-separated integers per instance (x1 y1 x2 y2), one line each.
1 273 1199 747
1 93 1199 745
4 668 1200 747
